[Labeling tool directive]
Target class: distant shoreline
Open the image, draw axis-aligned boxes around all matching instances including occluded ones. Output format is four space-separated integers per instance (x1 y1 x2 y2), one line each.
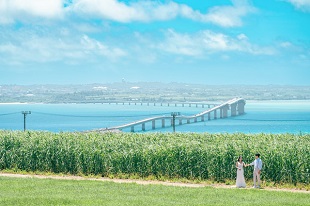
1 100 310 105
1 84 309 103
0 102 29 105
246 100 310 103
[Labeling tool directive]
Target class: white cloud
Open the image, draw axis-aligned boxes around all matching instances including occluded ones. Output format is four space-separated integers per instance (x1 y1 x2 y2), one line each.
278 41 305 53
69 0 256 27
237 33 248 40
70 0 147 22
158 29 201 56
0 0 257 27
0 0 63 24
12 0 63 18
159 29 275 56
80 35 126 59
70 0 186 22
0 29 126 65
280 41 293 48
286 0 310 11
201 0 257 27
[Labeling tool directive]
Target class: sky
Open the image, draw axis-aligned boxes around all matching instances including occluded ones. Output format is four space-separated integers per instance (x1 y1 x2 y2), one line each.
0 0 309 85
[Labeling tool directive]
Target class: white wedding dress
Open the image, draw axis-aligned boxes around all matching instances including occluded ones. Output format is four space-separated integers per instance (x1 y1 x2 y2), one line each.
236 161 246 188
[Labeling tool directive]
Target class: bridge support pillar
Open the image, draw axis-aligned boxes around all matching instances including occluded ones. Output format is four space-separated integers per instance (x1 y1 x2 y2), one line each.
131 126 134 132
152 120 155 130
221 105 229 118
194 117 197 122
162 119 165 128
201 115 204 121
208 113 211 120
231 103 237 116
214 110 217 119
142 123 145 131
179 119 182 125
238 101 245 115
223 107 228 118
187 119 190 124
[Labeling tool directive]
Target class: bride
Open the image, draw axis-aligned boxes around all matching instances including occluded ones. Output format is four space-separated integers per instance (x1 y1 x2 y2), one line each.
236 156 247 188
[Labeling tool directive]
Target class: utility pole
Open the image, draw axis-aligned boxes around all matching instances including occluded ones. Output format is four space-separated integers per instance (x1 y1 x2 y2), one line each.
171 112 180 133
21 111 31 131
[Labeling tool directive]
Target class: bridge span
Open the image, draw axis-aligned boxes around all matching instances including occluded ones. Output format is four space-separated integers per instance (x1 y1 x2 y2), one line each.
96 98 245 132
107 102 218 108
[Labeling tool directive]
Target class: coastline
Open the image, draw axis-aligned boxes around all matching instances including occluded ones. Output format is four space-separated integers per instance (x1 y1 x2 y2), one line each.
246 100 310 103
0 102 30 105
1 99 310 105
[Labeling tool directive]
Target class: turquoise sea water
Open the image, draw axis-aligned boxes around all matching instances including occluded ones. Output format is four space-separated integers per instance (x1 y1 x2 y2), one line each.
0 101 309 134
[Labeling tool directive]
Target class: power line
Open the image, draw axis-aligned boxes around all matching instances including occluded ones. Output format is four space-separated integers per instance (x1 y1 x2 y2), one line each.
1 111 309 122
0 112 20 116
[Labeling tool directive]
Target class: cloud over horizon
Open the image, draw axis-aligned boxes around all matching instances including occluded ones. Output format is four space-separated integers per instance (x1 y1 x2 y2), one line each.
0 26 279 67
158 29 275 56
0 27 126 66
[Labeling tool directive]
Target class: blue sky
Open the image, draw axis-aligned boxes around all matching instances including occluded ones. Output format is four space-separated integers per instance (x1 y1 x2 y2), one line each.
0 0 309 85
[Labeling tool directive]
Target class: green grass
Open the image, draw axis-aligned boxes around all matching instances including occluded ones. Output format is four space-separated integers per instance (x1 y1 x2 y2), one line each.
0 176 309 206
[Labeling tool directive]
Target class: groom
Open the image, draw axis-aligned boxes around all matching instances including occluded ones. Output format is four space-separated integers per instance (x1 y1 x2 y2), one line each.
247 153 263 188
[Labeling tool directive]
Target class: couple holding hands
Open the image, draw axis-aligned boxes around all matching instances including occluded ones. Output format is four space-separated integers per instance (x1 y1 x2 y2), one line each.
236 153 263 188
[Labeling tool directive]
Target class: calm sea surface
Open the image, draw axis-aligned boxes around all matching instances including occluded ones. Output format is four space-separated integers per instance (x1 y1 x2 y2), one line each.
0 101 309 134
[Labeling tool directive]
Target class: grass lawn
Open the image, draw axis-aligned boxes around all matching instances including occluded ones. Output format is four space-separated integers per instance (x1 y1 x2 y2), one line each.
0 176 309 206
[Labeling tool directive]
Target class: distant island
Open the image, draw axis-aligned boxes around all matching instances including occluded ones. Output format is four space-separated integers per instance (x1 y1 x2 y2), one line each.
0 83 309 103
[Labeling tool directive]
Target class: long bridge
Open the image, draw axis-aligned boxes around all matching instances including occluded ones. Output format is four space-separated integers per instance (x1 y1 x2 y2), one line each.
96 98 246 132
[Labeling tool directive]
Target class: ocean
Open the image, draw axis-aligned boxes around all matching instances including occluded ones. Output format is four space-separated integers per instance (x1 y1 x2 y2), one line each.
0 100 309 134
